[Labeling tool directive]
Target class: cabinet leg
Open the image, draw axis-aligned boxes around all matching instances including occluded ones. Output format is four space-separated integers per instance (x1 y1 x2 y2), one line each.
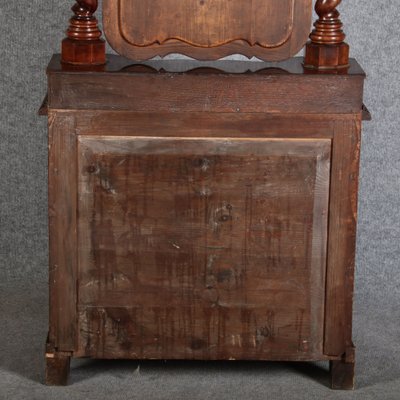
45 352 71 386
330 358 355 390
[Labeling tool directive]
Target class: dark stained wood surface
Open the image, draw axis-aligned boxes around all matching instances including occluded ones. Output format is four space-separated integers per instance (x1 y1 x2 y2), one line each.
45 354 71 386
330 357 356 390
47 54 366 75
304 0 349 70
48 74 364 114
45 335 72 386
75 137 331 359
48 112 78 351
68 111 353 139
324 118 361 356
310 0 346 45
47 56 365 115
45 52 366 387
103 0 312 61
61 1 106 65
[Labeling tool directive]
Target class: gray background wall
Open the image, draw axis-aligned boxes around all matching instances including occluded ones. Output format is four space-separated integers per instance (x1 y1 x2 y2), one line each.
0 1 399 399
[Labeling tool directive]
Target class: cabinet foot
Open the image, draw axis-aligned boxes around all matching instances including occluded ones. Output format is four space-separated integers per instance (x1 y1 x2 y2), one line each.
45 352 71 386
330 354 355 390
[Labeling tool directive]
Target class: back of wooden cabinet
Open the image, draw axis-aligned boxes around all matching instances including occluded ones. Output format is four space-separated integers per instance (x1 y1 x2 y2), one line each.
75 136 330 360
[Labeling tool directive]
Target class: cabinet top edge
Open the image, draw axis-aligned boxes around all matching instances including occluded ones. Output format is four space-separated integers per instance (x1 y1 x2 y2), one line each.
47 55 366 78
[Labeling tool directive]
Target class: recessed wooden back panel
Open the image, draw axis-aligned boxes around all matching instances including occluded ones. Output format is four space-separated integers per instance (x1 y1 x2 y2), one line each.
103 0 313 61
76 137 330 360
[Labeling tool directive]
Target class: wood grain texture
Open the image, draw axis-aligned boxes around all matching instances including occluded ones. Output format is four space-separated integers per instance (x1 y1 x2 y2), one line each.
48 112 78 351
47 73 364 114
44 53 365 386
71 111 340 139
103 0 312 61
118 0 295 48
75 137 331 360
324 118 361 356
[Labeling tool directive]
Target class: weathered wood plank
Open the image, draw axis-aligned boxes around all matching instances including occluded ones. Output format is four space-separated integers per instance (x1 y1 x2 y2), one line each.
76 305 336 361
48 73 364 114
70 111 340 138
76 137 331 360
324 118 361 356
48 111 78 351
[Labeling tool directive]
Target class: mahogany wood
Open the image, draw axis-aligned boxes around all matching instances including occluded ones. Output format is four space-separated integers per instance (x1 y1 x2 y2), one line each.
304 0 350 69
61 0 106 65
310 0 346 44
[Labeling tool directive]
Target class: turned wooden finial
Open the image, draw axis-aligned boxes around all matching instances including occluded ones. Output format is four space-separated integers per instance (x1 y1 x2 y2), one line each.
61 0 106 65
304 0 349 70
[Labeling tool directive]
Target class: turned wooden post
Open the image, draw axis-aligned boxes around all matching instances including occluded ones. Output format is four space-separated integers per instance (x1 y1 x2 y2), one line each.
304 0 349 69
62 0 106 65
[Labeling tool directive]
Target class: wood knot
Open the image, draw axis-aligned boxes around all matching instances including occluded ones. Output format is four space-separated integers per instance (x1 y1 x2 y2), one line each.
190 338 207 350
87 165 97 174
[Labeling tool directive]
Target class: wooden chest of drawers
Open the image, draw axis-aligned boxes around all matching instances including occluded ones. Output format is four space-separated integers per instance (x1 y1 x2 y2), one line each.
44 54 367 389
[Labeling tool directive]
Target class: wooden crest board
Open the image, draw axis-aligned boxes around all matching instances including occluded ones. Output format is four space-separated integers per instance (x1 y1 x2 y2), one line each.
103 0 313 61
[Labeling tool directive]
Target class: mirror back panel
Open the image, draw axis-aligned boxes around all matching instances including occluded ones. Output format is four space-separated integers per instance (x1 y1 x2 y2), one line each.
103 0 313 61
